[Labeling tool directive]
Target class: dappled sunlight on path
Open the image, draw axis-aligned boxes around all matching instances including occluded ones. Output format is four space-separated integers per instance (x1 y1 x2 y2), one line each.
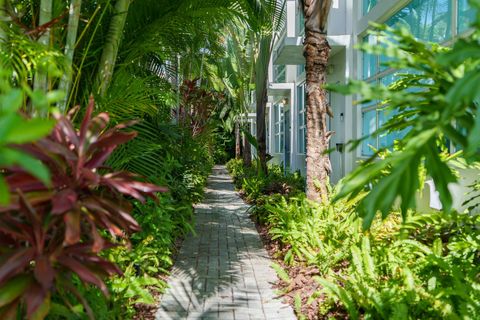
156 166 296 320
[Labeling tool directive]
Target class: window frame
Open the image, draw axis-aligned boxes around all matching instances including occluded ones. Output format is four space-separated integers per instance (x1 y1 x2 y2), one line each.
358 0 474 157
274 103 284 154
297 83 307 155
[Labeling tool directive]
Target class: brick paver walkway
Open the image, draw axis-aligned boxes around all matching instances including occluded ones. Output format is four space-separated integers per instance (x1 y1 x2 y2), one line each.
156 166 296 320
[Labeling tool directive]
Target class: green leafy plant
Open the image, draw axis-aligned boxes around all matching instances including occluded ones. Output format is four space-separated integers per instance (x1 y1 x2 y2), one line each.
316 212 480 319
330 2 480 228
0 97 166 319
0 66 59 205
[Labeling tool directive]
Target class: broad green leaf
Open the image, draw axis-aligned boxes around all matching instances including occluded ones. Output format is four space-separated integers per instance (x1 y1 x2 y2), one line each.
0 275 31 308
0 176 9 205
438 40 480 65
5 118 55 144
46 90 66 104
30 294 51 320
30 89 49 112
0 113 21 143
0 89 23 113
466 105 480 158
432 238 443 257
446 69 480 106
1 149 51 185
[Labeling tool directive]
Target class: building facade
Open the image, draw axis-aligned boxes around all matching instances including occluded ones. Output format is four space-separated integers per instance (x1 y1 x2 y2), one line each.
262 0 476 210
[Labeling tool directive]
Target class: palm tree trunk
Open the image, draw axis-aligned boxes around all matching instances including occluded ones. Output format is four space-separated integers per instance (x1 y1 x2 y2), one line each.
96 0 131 96
235 120 242 159
302 0 332 201
33 0 53 110
256 81 268 173
0 0 6 42
243 122 252 167
58 0 82 113
255 36 272 175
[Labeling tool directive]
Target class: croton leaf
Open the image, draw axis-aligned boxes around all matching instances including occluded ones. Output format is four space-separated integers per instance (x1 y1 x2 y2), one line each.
0 176 9 205
34 256 55 290
57 256 109 295
79 96 95 147
0 275 31 308
64 210 81 245
24 282 48 318
51 189 77 215
29 293 51 320
0 248 36 283
0 301 19 320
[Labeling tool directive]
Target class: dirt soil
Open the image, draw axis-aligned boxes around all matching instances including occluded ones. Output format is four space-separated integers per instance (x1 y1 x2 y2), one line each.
253 218 349 320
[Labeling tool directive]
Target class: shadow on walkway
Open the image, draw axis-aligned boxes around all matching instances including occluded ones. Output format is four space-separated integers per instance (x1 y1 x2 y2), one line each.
156 166 296 320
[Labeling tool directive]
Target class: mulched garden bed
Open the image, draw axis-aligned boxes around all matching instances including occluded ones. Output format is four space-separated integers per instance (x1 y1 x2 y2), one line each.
252 216 349 320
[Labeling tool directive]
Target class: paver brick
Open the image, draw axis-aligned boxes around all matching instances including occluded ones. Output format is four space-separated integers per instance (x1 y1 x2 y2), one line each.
156 166 296 320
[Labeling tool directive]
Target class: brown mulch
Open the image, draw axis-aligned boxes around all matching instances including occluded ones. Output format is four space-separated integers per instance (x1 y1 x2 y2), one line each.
253 217 349 320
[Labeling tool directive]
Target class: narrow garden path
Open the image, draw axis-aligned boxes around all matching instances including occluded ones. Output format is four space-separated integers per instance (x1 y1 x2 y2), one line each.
156 166 296 320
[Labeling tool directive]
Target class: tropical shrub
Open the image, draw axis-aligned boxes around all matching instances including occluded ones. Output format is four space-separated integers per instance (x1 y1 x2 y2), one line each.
317 212 480 319
232 158 480 319
0 65 60 205
226 158 305 201
264 195 362 267
330 1 480 228
0 98 165 318
105 195 195 317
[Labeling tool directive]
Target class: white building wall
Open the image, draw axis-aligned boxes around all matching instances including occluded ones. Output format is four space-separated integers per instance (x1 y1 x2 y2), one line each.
264 0 478 212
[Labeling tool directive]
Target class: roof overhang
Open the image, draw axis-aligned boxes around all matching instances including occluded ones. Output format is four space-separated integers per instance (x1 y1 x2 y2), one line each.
273 35 351 65
267 82 294 97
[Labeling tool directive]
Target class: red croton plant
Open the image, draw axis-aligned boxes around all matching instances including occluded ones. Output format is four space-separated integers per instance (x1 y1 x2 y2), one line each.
177 79 225 137
0 97 166 319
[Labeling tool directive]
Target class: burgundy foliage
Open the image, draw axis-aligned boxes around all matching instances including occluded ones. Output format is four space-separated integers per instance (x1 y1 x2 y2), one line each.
0 97 166 319
177 79 225 137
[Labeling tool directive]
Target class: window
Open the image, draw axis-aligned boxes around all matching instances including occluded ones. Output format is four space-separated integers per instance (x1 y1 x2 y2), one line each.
360 73 412 155
458 0 476 33
362 35 378 79
359 0 467 156
297 64 305 77
274 103 284 154
274 65 286 83
388 0 452 43
297 8 305 36
361 108 377 156
297 84 306 154
363 0 378 15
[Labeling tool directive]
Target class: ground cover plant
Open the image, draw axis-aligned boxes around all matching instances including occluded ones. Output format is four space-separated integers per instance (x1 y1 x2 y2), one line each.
230 160 480 319
0 97 165 319
0 0 274 318
226 2 480 318
2 0 480 319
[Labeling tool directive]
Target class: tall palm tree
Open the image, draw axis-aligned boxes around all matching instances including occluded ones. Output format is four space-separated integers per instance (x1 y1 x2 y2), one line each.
95 0 131 96
58 0 82 113
243 122 252 166
300 0 332 201
253 0 285 174
0 0 5 42
33 0 53 99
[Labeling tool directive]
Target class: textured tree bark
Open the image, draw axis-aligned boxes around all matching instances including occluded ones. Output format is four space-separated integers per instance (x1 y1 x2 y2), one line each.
58 0 82 113
0 0 5 43
243 123 252 167
256 83 268 174
96 0 131 96
33 0 53 116
302 0 332 201
235 121 242 159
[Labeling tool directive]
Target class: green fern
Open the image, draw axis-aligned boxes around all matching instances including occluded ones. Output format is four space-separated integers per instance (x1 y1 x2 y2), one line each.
271 262 291 284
